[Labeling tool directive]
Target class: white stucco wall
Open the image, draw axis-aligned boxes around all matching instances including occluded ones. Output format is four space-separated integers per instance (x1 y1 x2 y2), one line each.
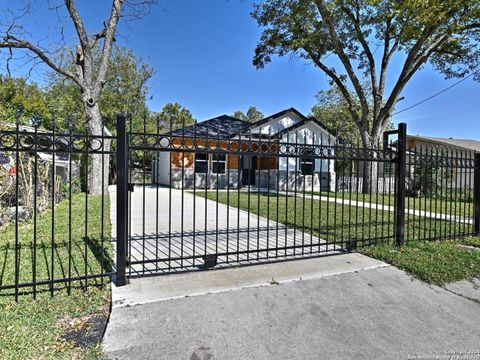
155 152 170 185
250 111 303 135
277 122 335 177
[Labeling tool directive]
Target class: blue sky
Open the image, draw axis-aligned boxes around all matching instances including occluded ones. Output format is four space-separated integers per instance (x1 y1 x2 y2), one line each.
1 0 479 138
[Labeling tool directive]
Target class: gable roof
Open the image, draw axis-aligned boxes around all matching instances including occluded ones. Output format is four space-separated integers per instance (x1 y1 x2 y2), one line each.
272 117 336 140
168 115 250 139
249 107 335 136
407 135 480 152
250 107 306 128
166 108 336 140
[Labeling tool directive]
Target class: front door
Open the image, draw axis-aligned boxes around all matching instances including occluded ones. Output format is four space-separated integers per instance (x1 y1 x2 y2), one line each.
241 156 257 186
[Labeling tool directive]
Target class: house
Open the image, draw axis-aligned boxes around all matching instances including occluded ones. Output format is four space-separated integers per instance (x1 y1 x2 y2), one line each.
0 123 81 189
152 108 336 191
405 135 479 190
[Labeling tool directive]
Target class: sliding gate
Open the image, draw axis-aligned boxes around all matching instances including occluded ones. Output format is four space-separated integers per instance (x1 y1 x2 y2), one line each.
115 116 403 281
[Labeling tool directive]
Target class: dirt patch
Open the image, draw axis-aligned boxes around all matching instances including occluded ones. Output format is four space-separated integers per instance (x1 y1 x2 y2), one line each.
58 313 108 348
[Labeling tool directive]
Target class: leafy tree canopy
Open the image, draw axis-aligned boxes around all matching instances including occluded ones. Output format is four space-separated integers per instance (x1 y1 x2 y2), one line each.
252 0 480 146
0 46 155 133
233 106 264 122
0 76 49 126
311 82 392 143
156 102 196 131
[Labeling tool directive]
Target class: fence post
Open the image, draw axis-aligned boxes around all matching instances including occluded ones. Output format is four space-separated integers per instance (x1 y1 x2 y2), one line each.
395 122 407 246
116 114 128 286
474 153 480 235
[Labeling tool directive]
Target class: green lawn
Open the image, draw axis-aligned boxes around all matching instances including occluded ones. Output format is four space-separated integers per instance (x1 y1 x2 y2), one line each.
0 194 112 359
200 191 479 286
460 237 480 248
0 194 113 293
310 191 473 218
360 240 480 285
198 191 472 244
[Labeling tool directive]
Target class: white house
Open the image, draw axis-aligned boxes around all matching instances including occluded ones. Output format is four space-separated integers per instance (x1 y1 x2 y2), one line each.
152 108 336 191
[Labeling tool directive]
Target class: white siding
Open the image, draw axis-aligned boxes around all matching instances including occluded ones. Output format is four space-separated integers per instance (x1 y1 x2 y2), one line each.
250 111 303 135
155 152 170 185
277 123 335 174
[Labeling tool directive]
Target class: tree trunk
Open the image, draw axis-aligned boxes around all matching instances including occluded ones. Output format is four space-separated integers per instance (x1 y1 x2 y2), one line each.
361 131 380 195
84 101 111 195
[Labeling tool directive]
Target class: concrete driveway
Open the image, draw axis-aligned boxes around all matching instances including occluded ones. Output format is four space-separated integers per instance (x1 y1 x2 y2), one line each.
109 185 336 274
102 255 480 360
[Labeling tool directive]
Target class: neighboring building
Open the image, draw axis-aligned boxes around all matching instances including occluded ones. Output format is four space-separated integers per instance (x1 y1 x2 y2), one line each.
0 123 81 189
406 135 480 153
405 135 479 190
153 108 337 191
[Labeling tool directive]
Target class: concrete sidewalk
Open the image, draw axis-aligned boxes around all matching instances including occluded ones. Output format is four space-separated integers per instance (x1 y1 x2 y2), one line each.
103 256 480 360
280 191 473 224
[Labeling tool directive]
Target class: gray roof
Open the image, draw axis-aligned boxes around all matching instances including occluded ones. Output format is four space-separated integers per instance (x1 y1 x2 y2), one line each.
168 115 251 139
408 135 480 152
167 108 336 140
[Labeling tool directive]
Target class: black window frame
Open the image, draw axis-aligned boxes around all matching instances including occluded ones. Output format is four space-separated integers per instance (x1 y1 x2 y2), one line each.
194 152 208 174
211 153 227 174
300 148 315 176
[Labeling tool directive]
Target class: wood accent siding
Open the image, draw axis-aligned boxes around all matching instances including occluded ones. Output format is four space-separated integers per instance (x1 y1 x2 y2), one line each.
169 137 279 170
228 155 239 169
257 156 277 170
171 152 194 169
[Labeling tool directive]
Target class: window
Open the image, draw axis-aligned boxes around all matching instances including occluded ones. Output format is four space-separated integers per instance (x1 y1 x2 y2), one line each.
211 154 226 174
384 162 392 176
194 153 208 174
300 149 314 176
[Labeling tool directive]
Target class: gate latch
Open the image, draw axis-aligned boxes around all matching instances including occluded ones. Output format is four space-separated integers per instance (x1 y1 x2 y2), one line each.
383 129 399 156
128 183 135 192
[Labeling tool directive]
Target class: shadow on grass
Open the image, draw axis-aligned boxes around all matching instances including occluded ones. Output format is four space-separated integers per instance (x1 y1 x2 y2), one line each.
86 236 114 274
0 237 114 297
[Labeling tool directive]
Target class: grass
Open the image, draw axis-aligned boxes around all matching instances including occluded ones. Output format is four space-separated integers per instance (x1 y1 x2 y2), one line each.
197 191 479 285
460 237 480 248
359 240 480 285
197 191 472 244
0 287 110 360
0 194 112 359
0 193 113 293
310 191 473 218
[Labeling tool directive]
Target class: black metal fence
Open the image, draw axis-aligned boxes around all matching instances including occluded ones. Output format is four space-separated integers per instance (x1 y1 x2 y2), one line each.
0 119 114 299
1 114 479 297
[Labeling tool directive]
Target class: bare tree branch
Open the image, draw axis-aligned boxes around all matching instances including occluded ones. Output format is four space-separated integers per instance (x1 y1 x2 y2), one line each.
64 0 90 50
93 0 123 99
376 31 451 132
304 46 361 125
339 2 378 108
314 0 370 127
0 36 81 87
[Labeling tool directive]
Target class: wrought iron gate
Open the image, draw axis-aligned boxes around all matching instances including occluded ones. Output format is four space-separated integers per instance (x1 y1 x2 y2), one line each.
115 115 410 283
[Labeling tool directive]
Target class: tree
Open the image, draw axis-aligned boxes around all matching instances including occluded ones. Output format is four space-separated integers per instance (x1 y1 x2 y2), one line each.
46 46 155 132
311 83 393 142
311 86 364 142
233 106 264 122
157 103 196 130
0 0 156 194
0 76 49 125
252 0 480 192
